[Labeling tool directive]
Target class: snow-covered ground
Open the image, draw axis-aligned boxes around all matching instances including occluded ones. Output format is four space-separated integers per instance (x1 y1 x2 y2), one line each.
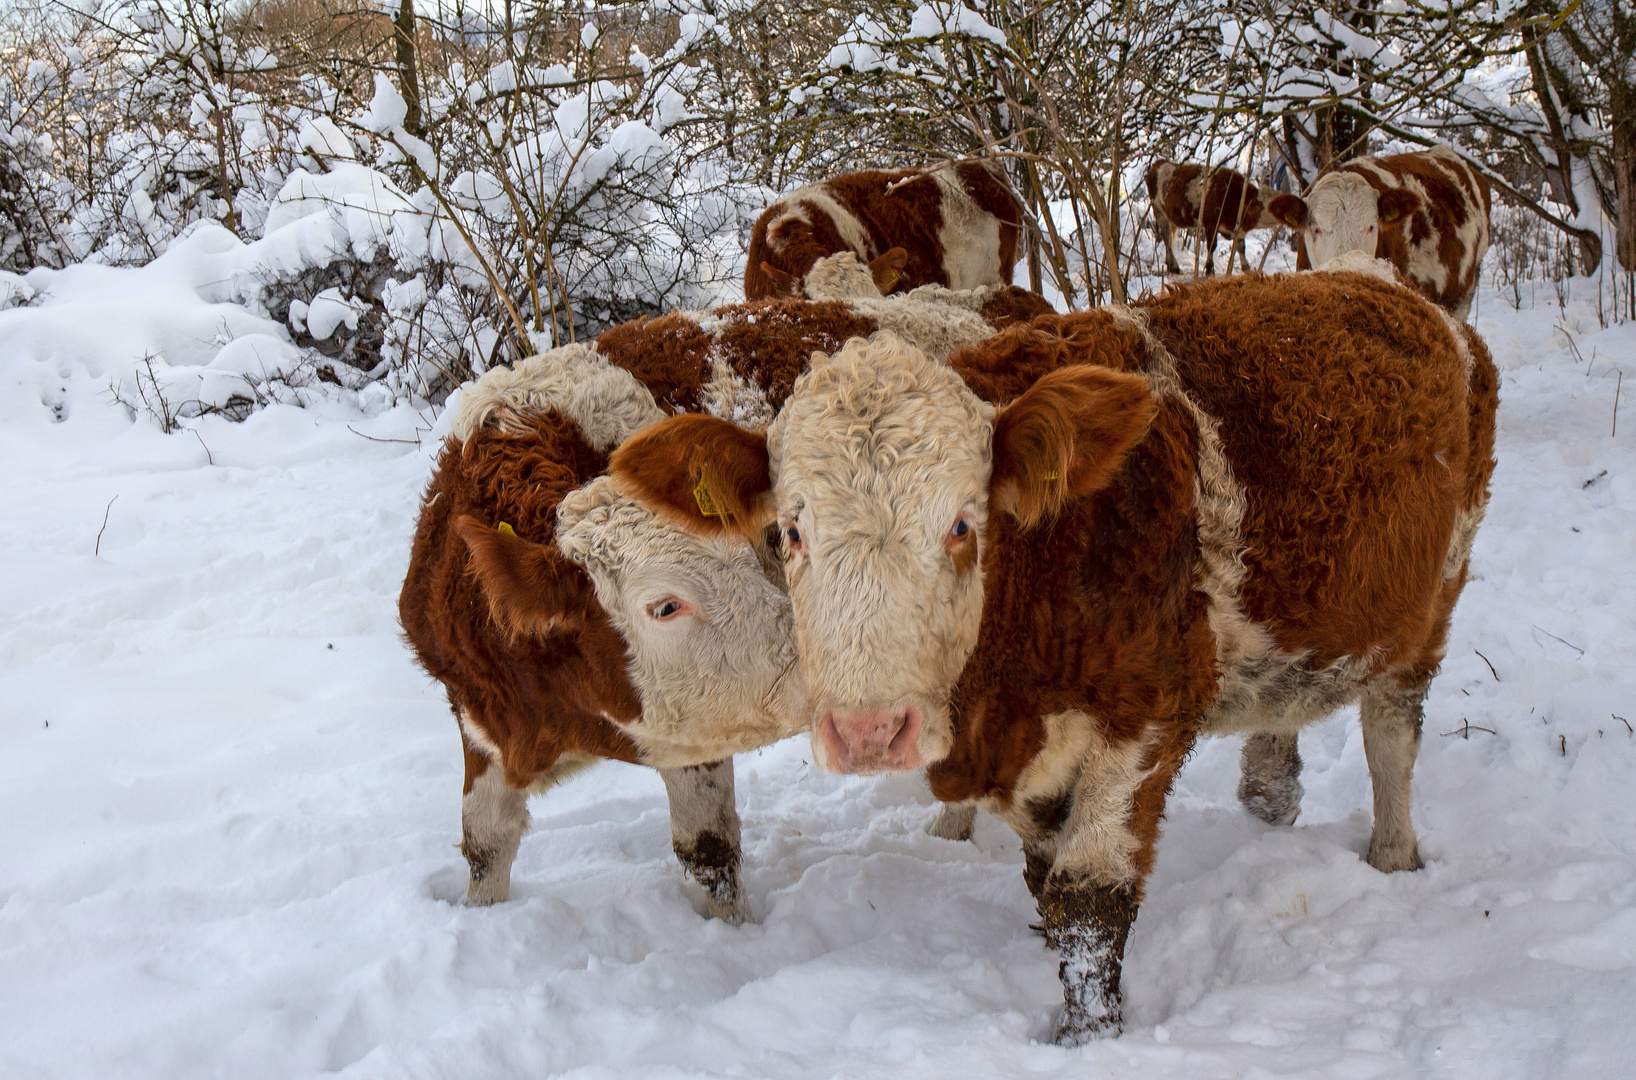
2 246 1634 1078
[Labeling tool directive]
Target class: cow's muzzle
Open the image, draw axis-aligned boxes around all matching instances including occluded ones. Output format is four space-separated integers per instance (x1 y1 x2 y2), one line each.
818 705 924 774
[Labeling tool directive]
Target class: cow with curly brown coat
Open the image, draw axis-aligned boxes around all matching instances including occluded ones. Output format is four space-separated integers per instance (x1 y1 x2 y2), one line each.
613 270 1498 1043
399 282 1054 921
745 160 1023 301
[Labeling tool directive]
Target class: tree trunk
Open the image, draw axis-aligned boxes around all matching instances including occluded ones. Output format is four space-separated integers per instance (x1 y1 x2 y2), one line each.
1615 118 1636 272
394 0 422 138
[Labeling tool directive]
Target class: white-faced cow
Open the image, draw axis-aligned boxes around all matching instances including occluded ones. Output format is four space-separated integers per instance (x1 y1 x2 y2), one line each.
615 270 1499 1043
745 160 1023 302
1268 144 1492 319
400 282 1053 919
1144 159 1282 276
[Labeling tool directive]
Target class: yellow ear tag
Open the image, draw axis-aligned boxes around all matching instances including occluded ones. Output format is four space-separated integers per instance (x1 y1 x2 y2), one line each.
880 270 901 291
693 472 724 517
496 522 517 537
1042 469 1060 482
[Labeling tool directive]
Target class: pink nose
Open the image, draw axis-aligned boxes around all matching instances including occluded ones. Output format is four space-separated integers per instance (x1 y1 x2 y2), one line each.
820 706 923 774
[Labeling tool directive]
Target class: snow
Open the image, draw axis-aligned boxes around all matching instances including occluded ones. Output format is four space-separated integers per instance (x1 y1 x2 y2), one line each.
2 265 1634 1077
906 3 1008 47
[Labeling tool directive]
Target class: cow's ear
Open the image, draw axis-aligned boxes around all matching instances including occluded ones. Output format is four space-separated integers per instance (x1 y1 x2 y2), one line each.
609 413 773 542
991 365 1158 529
1268 193 1308 228
869 247 909 293
456 515 596 638
759 262 800 296
1377 187 1420 225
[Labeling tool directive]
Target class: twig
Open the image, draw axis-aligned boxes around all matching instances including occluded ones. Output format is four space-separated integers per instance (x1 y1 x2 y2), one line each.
1583 470 1608 489
1532 624 1585 655
1614 714 1632 735
347 425 421 446
1439 719 1496 739
192 428 214 466
1614 371 1623 437
95 495 118 556
1474 649 1499 681
1559 323 1586 369
1560 734 1567 756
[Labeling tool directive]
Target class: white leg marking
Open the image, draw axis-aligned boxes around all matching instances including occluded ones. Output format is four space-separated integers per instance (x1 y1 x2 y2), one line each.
928 801 977 841
1237 732 1304 826
462 763 529 906
659 759 750 923
1361 679 1425 872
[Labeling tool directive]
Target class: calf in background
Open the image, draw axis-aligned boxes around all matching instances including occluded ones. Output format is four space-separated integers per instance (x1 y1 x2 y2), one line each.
745 160 1023 301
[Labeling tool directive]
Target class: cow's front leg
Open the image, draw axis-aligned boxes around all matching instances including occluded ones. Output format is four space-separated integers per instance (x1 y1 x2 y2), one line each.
1361 678 1426 872
461 741 528 906
1155 214 1182 275
1039 877 1138 1044
928 801 977 841
1237 731 1303 826
660 758 749 923
1037 731 1179 1045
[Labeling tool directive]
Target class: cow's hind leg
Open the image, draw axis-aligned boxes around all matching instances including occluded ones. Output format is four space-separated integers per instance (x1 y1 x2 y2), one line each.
1237 732 1304 826
660 758 750 924
462 743 529 906
928 801 977 841
1361 678 1426 872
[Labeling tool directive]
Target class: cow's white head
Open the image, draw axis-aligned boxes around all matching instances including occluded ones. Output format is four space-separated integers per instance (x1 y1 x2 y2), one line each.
760 249 911 300
455 443 804 766
1269 172 1421 269
610 332 1158 774
552 472 805 763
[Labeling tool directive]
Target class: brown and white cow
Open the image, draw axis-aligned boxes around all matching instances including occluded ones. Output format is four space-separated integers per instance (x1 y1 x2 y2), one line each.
614 271 1498 1043
399 282 1053 920
744 160 1023 301
1267 144 1492 319
1144 160 1282 276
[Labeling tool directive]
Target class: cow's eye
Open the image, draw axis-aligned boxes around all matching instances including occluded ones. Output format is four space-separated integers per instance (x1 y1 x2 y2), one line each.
950 518 970 539
647 597 692 621
783 521 804 555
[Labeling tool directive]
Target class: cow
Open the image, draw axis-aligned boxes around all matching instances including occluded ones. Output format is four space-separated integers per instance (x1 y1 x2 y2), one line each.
1144 160 1282 276
399 279 1054 921
1267 144 1492 319
609 270 1499 1044
744 160 1023 302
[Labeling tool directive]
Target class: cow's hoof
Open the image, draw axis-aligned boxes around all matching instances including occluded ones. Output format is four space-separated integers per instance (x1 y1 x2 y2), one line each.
1366 836 1423 873
465 880 510 906
1053 1011 1120 1047
1241 790 1302 828
707 888 752 925
928 802 977 842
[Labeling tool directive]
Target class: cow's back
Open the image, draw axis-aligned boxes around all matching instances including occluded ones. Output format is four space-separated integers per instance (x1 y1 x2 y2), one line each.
1140 271 1482 666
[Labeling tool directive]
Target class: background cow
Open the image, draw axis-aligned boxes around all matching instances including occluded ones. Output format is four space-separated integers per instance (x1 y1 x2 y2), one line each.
400 282 1053 921
1268 144 1492 319
614 271 1498 1044
744 160 1023 301
1144 159 1282 276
